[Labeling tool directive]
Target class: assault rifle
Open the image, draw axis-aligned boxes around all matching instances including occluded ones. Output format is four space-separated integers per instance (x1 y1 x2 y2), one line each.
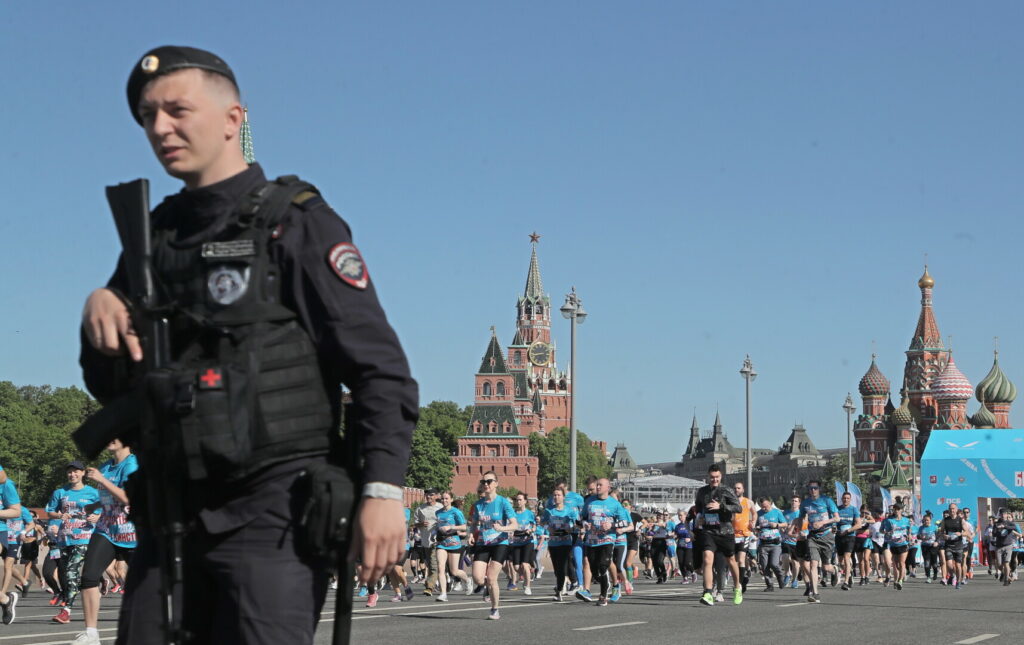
73 179 187 644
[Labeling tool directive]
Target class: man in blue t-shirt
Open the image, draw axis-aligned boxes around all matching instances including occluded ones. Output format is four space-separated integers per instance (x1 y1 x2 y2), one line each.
581 478 631 606
45 461 100 624
835 491 862 590
793 479 839 603
468 471 517 620
755 497 787 590
0 467 23 625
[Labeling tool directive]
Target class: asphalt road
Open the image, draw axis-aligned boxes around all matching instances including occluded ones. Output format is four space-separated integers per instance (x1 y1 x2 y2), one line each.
1 571 1019 644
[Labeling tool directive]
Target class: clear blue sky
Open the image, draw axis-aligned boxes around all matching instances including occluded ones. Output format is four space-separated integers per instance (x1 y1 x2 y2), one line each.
3 2 1023 465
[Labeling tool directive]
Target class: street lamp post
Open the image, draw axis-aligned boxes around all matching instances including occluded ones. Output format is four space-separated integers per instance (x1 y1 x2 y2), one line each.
843 393 856 484
909 419 920 513
739 355 757 499
560 287 587 492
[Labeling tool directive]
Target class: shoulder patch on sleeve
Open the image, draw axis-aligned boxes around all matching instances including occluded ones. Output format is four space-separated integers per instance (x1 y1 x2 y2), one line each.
292 190 324 210
327 242 370 289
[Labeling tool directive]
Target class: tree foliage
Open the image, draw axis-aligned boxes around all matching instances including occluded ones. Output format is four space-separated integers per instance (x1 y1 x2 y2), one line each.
820 454 871 502
403 424 453 491
529 426 611 496
0 382 99 506
416 401 472 455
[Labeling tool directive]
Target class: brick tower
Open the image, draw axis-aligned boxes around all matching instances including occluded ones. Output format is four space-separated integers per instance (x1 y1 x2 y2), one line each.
902 266 949 450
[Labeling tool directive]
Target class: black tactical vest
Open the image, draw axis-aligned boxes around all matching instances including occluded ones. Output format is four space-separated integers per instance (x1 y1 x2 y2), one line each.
149 176 334 482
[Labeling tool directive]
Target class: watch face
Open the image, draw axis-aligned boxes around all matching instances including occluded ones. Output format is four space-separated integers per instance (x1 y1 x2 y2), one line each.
528 341 551 366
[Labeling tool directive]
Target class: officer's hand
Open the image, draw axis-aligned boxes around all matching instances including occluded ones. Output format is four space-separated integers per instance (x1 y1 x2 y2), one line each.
351 498 405 585
83 288 143 362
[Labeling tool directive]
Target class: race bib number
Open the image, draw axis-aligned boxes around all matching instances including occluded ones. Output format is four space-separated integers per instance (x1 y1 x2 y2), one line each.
703 512 720 526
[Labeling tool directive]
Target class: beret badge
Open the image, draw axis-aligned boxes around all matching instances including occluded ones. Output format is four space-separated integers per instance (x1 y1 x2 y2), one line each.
140 55 160 73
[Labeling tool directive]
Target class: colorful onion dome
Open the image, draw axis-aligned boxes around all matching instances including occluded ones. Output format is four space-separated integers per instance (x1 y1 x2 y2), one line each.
932 354 973 401
918 266 935 289
976 352 1017 404
970 403 996 429
892 397 914 426
858 355 890 397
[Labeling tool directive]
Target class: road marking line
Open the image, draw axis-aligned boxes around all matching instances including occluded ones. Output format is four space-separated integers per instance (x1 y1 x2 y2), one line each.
955 635 1001 644
777 602 810 607
574 621 648 631
0 628 117 641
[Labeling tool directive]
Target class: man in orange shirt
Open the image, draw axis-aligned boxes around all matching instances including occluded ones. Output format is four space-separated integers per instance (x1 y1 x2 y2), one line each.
732 482 757 592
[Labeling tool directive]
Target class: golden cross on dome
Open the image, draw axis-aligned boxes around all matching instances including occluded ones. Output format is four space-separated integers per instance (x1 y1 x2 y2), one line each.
529 232 541 244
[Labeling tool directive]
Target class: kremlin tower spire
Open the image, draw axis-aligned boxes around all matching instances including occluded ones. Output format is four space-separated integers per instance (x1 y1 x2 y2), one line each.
903 265 949 436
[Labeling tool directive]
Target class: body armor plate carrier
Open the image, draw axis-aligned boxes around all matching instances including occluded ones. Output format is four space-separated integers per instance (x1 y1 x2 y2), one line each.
149 176 334 482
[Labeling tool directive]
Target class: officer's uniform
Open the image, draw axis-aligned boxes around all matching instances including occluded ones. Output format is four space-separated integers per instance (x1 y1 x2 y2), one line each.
79 48 418 645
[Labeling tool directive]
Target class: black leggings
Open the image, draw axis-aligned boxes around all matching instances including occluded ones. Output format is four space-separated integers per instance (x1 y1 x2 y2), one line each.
651 540 668 581
921 544 940 578
588 544 614 597
81 534 132 590
549 545 572 593
43 556 62 596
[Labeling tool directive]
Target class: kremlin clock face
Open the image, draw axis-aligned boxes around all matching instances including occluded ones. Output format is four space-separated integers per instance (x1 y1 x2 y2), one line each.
528 341 551 366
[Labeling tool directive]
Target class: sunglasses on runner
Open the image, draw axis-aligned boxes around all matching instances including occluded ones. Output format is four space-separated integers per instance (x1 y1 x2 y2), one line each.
808 485 819 490
480 478 496 485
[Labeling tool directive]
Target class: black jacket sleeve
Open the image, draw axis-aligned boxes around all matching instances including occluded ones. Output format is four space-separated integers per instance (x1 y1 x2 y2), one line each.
275 200 419 487
78 256 137 405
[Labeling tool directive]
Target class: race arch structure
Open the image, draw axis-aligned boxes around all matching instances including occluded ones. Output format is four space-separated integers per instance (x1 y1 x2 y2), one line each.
920 428 1024 520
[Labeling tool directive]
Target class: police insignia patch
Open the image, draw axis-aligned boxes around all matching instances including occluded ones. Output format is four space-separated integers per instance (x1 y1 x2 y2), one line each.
141 55 160 73
327 243 369 289
207 266 250 305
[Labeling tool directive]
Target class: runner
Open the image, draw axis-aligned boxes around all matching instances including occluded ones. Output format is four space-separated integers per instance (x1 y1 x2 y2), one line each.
755 497 786 591
881 503 912 591
694 464 743 607
731 482 756 593
856 505 874 586
607 490 628 602
43 518 63 605
939 502 968 589
415 488 442 596
792 479 839 603
580 478 631 607
781 496 801 588
917 513 940 583
648 512 669 583
468 471 518 620
991 508 1021 586
434 491 470 602
0 467 22 625
509 493 536 595
835 491 861 590
622 499 641 594
45 461 100 624
675 508 696 584
533 508 548 582
541 486 580 600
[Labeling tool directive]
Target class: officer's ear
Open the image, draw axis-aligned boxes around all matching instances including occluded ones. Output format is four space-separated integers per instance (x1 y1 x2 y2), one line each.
223 102 244 142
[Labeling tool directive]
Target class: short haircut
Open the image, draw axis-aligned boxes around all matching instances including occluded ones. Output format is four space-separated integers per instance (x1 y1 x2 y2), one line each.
708 464 722 474
807 479 821 487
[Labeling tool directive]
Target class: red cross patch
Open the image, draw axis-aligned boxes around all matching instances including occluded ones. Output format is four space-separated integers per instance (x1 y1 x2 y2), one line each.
198 368 224 390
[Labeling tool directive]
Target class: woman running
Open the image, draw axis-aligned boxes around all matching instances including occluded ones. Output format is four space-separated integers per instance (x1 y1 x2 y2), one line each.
434 491 470 602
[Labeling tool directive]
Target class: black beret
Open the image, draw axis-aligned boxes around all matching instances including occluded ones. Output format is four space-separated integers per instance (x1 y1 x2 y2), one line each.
126 45 238 125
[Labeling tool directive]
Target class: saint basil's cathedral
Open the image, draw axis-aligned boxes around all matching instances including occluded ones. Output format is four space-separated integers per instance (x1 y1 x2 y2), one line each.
449 236 577 499
853 267 1017 485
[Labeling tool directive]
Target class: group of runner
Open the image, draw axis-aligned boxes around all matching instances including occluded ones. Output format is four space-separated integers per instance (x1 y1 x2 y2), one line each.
0 440 137 645
374 464 1023 619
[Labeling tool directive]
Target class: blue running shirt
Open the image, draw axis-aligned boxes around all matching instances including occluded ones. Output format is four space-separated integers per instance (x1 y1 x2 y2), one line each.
511 509 536 546
756 508 787 542
473 496 516 546
435 507 467 551
542 506 579 548
583 497 628 547
882 516 911 547
94 455 139 548
46 485 101 546
800 497 839 535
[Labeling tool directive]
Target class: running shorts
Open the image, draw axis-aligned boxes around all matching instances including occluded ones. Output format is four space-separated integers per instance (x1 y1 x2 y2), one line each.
781 542 795 556
807 533 834 563
19 541 39 563
889 544 909 555
795 541 810 560
996 546 1014 565
5 544 21 561
700 532 736 556
836 535 857 555
945 546 964 562
473 544 509 564
509 543 535 566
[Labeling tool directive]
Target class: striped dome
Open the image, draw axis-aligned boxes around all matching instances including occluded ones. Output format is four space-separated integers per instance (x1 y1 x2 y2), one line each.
858 356 890 397
976 353 1017 404
892 397 914 426
932 355 973 401
970 404 996 429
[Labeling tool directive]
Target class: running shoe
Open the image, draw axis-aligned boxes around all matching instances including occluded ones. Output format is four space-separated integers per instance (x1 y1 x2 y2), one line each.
452 581 464 592
1 592 17 625
951 576 958 587
423 587 433 596
782 575 791 587
925 577 931 584
70 633 101 645
405 586 415 601
473 584 485 595
610 587 622 603
52 607 70 624
714 591 725 602
700 591 715 606
575 589 593 602
391 594 403 603
623 579 634 595
830 571 838 587
808 593 821 603
536 566 544 579
841 582 850 591
365 593 378 608
507 582 517 591
488 609 501 620
733 589 743 605
357 586 368 598
524 587 532 596
764 582 774 592
49 594 61 606
436 593 448 602
790 579 800 589
554 591 563 602
596 596 609 607
894 581 902 591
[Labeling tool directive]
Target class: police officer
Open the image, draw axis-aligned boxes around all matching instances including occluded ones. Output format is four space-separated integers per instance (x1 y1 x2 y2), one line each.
79 45 418 645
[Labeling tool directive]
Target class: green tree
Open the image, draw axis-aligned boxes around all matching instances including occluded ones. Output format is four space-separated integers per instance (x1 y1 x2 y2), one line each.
528 426 611 495
497 486 521 500
820 454 870 503
416 401 472 455
404 424 453 491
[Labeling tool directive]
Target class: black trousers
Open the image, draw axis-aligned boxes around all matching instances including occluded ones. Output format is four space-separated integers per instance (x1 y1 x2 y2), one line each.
81 534 134 590
651 540 668 581
588 544 614 597
43 555 61 596
115 496 329 644
549 545 572 593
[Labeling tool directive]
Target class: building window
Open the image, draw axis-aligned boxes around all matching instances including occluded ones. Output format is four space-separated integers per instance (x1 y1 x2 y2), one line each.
488 448 497 457
548 379 556 390
509 446 518 457
503 422 512 433
488 422 497 433
496 382 505 396
559 379 567 390
471 446 480 457
482 382 492 396
514 351 522 365
473 421 482 434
